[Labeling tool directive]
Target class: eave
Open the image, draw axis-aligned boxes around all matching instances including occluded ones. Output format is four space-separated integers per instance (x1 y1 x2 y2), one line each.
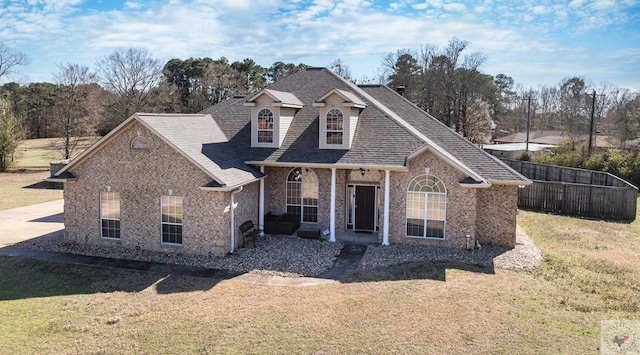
246 161 408 172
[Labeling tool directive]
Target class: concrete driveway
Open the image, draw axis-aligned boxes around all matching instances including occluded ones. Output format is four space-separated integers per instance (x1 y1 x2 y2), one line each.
0 199 64 247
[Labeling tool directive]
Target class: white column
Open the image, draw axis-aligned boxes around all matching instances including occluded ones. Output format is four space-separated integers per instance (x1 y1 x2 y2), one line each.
383 170 390 246
258 166 265 233
330 168 336 242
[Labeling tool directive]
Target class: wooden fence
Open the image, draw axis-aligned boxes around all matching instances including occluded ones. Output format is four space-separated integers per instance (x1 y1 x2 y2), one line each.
501 159 638 220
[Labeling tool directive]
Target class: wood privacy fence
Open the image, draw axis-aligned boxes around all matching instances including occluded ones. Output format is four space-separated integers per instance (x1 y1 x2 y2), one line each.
501 159 638 220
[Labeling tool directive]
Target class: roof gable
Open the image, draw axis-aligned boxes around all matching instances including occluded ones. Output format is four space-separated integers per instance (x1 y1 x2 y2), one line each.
55 113 263 190
244 89 304 108
314 88 366 108
200 68 529 185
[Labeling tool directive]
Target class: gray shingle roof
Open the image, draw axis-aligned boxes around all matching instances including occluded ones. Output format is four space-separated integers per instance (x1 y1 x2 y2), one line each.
357 85 529 183
202 67 528 184
134 113 263 189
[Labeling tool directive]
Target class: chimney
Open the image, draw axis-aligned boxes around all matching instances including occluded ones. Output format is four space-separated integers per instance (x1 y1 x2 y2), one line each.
396 86 405 96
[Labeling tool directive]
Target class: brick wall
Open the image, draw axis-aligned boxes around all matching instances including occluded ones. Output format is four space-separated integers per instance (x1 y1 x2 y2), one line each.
64 121 238 257
263 166 347 233
231 181 260 249
385 150 478 248
475 185 518 247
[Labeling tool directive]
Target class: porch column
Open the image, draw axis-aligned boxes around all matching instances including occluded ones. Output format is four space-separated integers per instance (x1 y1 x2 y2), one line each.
330 168 336 242
383 170 390 246
258 166 265 233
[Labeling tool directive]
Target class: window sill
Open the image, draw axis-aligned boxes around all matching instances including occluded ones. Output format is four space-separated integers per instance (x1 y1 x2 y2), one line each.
406 235 446 241
161 242 183 247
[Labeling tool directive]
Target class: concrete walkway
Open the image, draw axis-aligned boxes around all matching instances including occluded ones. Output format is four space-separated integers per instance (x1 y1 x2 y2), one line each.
0 200 365 285
0 199 64 247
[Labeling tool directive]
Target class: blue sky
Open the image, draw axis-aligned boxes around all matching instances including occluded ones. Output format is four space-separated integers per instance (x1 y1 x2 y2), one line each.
1 0 639 90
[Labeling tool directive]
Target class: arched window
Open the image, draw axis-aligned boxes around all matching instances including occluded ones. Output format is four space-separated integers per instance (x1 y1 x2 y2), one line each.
406 174 446 239
130 136 149 150
326 108 343 145
287 168 318 223
257 108 274 143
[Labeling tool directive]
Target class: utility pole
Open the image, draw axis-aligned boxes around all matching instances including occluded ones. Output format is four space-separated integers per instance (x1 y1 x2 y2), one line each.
521 96 535 152
587 90 605 157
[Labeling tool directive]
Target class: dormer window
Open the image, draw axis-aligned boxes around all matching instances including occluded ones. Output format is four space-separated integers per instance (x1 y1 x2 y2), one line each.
245 89 303 148
326 109 344 145
314 89 366 150
257 108 274 143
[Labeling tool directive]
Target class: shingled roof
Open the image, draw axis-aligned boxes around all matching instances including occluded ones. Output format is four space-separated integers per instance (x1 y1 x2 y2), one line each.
54 113 263 190
57 68 527 188
202 67 529 185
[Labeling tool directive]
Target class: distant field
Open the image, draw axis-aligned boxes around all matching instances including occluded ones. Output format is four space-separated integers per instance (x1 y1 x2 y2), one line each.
0 137 99 211
11 137 99 170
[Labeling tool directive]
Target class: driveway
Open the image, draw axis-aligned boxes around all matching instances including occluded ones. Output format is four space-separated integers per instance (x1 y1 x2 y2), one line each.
0 199 64 247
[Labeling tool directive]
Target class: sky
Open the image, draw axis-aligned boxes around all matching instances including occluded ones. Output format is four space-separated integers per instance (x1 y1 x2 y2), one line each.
1 0 639 90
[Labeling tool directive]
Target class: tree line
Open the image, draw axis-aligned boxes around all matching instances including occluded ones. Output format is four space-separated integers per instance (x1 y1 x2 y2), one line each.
381 38 640 148
1 39 639 173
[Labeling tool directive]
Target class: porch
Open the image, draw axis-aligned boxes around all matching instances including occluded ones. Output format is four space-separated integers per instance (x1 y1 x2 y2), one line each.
258 166 393 246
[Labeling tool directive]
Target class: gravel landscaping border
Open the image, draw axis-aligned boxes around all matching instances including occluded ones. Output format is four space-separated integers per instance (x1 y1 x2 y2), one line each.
359 226 543 272
14 227 542 277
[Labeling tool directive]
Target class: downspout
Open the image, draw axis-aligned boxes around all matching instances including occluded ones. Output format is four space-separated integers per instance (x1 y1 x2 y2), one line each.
230 186 243 254
259 166 265 233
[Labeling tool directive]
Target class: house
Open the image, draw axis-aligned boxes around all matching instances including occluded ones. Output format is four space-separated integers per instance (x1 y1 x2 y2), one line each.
494 130 617 152
48 68 531 257
494 130 569 145
483 143 554 160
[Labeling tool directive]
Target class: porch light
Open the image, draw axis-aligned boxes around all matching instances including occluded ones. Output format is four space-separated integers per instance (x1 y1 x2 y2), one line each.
168 188 173 196
106 185 111 192
360 168 366 176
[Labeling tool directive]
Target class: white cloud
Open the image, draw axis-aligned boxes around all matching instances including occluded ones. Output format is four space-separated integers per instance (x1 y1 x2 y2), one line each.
1 0 638 91
412 3 428 10
124 2 143 10
443 2 466 11
531 5 549 14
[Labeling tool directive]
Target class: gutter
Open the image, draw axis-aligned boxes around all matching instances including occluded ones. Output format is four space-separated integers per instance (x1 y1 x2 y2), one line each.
244 161 408 172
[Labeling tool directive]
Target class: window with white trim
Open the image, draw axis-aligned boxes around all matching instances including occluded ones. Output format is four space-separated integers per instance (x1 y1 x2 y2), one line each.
161 195 183 244
100 191 120 239
286 168 318 223
257 108 274 143
406 174 446 239
325 108 344 145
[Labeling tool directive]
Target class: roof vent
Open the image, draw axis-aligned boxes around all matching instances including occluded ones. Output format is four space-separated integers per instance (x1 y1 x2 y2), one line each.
396 86 405 96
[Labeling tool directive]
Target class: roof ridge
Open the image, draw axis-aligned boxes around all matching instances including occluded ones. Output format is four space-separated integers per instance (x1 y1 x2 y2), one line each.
339 78 485 181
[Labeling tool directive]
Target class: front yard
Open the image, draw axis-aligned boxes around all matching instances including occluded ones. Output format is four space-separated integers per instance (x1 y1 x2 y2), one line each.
0 138 638 353
1 204 639 353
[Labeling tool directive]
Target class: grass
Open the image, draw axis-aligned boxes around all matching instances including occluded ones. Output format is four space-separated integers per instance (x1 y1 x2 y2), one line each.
1 138 639 353
0 137 98 211
1 205 639 353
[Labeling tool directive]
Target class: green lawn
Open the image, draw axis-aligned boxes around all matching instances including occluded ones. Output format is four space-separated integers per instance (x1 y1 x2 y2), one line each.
1 138 638 353
1 204 639 353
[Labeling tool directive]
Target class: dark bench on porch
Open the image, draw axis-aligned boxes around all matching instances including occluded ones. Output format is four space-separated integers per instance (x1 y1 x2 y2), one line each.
239 220 260 248
263 212 300 235
297 228 321 240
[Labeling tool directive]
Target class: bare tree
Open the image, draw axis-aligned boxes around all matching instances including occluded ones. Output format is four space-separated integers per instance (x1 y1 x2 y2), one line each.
54 64 96 159
95 48 163 133
464 99 495 144
0 43 29 80
328 59 353 82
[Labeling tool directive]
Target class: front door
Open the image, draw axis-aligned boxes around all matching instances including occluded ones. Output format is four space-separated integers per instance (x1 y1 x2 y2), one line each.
354 185 376 231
